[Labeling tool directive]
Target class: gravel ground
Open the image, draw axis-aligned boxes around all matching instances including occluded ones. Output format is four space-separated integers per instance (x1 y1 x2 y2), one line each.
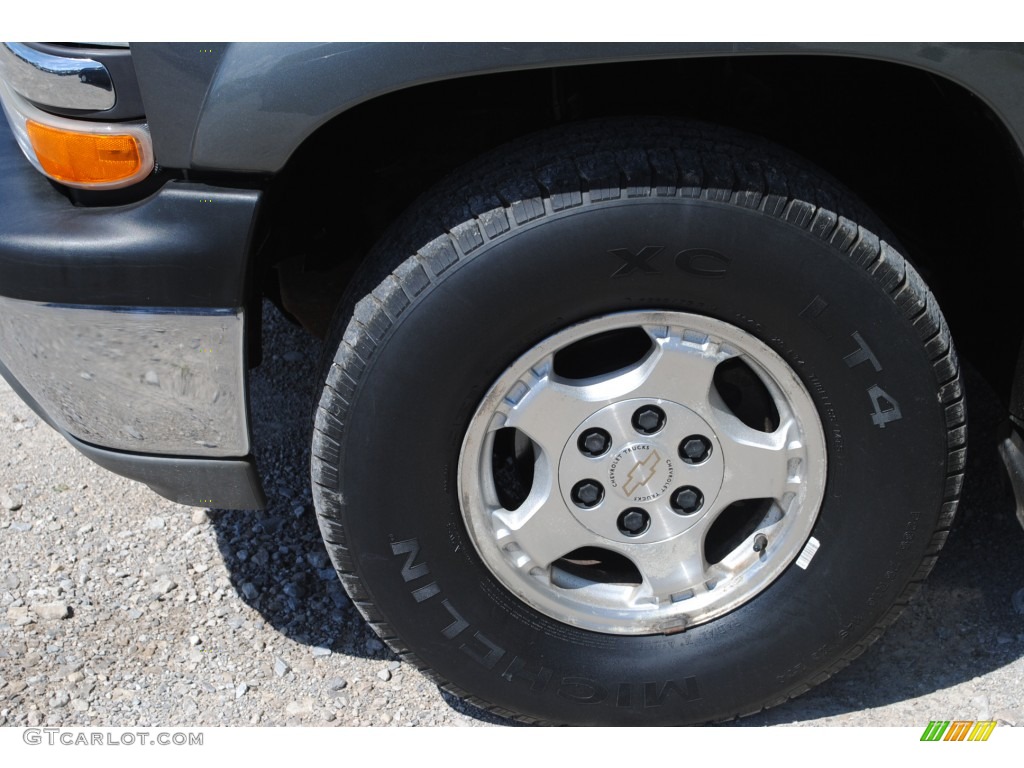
1 300 1023 728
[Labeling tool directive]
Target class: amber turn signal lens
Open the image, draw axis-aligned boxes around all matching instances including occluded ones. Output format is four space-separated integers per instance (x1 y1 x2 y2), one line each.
25 120 144 185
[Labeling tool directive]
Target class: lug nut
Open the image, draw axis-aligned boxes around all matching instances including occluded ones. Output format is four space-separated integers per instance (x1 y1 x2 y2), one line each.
578 428 611 458
670 486 704 515
632 405 666 435
679 435 712 464
571 480 604 508
618 508 650 536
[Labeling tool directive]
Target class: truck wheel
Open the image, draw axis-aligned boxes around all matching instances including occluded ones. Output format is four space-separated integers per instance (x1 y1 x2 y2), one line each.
311 119 963 725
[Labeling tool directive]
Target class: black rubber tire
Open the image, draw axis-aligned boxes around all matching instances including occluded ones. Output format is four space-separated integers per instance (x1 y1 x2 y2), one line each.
311 119 964 725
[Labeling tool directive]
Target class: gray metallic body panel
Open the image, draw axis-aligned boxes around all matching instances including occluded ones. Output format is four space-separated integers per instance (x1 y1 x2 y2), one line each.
130 42 1024 174
130 44 227 170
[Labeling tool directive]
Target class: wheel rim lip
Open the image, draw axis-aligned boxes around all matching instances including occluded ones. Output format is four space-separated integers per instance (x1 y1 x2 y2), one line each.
458 310 827 636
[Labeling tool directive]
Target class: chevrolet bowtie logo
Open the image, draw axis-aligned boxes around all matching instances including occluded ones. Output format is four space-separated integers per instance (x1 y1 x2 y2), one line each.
623 450 661 495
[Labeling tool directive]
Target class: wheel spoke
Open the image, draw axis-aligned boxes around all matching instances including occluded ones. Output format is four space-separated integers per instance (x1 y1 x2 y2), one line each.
712 404 797 507
499 359 609 458
627 529 711 604
631 329 735 415
494 484 597 570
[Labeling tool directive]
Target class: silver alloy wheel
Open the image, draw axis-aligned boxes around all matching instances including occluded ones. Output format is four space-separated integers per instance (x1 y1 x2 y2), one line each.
459 311 827 635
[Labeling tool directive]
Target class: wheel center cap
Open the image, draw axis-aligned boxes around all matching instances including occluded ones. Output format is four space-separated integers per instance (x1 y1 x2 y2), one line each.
608 444 675 502
557 397 727 544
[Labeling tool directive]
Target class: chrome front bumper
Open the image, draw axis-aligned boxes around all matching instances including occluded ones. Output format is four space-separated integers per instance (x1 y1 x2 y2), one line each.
0 298 249 457
0 42 115 112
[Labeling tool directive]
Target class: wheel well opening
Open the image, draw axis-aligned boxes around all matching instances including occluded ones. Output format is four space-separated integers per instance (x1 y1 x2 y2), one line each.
262 53 1024 399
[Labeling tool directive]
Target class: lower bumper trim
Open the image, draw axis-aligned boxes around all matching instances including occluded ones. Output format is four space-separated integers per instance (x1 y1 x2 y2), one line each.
0 356 265 509
75 436 267 510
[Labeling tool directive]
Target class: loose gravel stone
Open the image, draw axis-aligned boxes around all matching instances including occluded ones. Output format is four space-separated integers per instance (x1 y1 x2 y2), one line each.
1013 587 1024 615
311 646 331 658
30 602 70 621
235 683 248 699
1 494 21 511
377 669 392 682
305 551 329 570
273 657 290 677
151 578 177 595
326 677 347 692
285 699 314 717
973 695 992 720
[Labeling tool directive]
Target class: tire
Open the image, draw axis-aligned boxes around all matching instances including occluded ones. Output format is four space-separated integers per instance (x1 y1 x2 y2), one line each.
311 119 964 725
